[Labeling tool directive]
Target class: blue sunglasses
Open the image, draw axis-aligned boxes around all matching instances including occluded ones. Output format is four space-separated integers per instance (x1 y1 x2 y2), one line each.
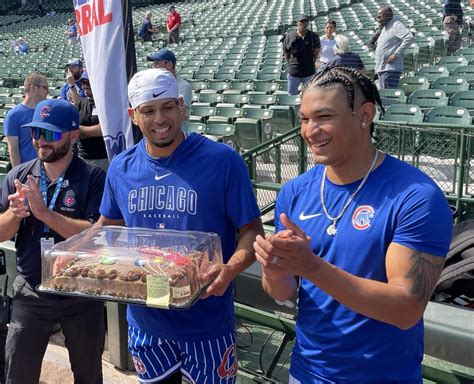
30 127 63 142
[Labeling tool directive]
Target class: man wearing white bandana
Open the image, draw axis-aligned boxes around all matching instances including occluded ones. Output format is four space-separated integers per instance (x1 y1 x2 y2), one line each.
254 66 452 383
97 68 263 384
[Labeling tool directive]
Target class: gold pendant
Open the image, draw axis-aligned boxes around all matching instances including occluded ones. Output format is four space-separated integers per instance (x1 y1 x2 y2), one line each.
326 224 337 236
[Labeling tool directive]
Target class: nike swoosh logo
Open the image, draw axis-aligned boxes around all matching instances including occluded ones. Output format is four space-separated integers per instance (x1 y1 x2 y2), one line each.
153 90 166 98
299 212 323 221
154 173 172 181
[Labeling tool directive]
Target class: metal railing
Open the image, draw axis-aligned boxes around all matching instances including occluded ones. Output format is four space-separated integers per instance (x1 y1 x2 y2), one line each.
242 122 474 222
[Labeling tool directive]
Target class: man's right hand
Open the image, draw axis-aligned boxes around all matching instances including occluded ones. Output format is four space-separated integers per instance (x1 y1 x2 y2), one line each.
8 179 30 219
66 70 75 86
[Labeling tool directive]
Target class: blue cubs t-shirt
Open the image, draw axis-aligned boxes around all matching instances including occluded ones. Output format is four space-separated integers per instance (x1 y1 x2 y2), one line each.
100 133 260 341
4 104 36 163
276 154 452 383
60 80 85 103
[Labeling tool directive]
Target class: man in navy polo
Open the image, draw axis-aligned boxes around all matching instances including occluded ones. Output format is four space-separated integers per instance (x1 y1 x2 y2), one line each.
0 99 105 383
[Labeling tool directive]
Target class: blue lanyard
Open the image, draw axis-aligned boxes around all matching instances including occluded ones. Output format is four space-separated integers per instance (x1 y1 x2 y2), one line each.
40 166 64 234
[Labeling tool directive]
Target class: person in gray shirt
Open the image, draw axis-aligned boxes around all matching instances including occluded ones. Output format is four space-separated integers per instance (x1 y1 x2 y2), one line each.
147 48 192 132
374 5 414 89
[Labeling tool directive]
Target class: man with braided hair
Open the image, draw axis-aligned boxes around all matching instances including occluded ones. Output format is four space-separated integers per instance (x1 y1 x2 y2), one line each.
254 66 452 383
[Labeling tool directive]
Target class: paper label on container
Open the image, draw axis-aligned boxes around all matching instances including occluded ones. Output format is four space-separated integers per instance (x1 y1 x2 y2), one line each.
172 285 191 299
146 275 170 308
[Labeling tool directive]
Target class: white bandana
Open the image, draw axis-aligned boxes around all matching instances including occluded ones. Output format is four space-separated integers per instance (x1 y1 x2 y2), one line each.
128 68 179 109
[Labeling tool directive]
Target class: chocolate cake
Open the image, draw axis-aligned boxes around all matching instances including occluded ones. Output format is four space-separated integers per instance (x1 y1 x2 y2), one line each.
46 246 212 308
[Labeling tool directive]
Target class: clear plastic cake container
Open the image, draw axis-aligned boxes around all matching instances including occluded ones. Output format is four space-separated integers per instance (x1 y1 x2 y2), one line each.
37 226 223 309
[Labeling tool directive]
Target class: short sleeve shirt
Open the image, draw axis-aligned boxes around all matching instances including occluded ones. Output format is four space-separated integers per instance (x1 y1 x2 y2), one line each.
0 156 105 287
284 30 321 77
4 104 36 163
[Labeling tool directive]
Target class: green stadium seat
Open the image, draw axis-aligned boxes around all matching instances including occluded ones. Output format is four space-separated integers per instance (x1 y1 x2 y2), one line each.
189 106 217 123
416 66 449 83
407 90 448 111
399 76 430 96
449 90 474 115
379 89 407 106
430 76 469 97
198 92 224 105
205 123 238 149
437 56 468 72
223 93 250 106
228 82 254 93
451 65 474 87
234 117 262 151
248 94 277 107
207 106 244 124
207 82 230 93
380 104 424 123
257 67 281 81
189 81 208 92
187 122 206 134
424 106 471 126
253 82 280 94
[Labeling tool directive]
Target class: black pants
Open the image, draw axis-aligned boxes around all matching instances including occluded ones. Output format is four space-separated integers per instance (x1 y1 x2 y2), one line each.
5 276 105 384
168 30 179 45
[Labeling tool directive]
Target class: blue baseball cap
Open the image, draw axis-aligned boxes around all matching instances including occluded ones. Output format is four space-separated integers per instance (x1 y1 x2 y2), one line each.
147 48 176 65
80 70 89 81
65 58 83 68
22 99 79 133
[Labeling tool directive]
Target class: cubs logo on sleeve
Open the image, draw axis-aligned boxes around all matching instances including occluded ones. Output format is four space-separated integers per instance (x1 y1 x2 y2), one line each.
352 205 375 231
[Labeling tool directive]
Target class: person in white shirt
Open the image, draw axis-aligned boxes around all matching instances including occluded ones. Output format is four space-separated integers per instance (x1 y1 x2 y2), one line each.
319 20 337 69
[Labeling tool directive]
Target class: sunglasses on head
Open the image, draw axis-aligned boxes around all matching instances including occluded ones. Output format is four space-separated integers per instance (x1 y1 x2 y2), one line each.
30 127 63 142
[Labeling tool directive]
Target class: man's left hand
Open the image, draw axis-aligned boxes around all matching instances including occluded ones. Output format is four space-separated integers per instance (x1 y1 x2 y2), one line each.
22 175 49 221
201 264 234 299
255 213 318 277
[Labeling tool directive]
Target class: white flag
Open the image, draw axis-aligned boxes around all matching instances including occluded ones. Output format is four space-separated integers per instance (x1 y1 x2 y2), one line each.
73 0 133 160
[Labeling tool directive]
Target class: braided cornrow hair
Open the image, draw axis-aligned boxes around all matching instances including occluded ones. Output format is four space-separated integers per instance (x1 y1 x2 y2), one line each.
303 65 384 136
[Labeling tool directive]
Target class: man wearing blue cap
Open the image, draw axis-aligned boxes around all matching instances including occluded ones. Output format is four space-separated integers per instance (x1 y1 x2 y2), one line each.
60 58 85 104
0 99 106 383
148 48 192 132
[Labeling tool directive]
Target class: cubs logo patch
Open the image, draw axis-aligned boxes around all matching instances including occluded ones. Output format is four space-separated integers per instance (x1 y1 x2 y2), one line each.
63 190 76 208
352 205 375 231
132 356 147 375
40 105 52 118
217 344 238 379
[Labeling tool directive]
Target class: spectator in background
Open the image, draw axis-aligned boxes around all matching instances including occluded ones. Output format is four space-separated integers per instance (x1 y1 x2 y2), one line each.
327 35 366 74
138 11 158 42
374 5 414 89
65 18 78 45
4 72 48 167
14 37 29 55
166 5 181 45
49 7 56 16
283 14 321 95
444 0 463 54
147 48 192 132
60 58 85 104
319 20 337 69
75 71 109 172
444 0 463 27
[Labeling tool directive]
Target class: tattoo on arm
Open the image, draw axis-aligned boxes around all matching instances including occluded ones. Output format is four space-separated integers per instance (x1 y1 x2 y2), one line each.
405 251 445 303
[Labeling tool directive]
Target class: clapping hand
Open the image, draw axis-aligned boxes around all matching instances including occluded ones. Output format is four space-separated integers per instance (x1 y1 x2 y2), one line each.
254 213 314 277
8 179 30 219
